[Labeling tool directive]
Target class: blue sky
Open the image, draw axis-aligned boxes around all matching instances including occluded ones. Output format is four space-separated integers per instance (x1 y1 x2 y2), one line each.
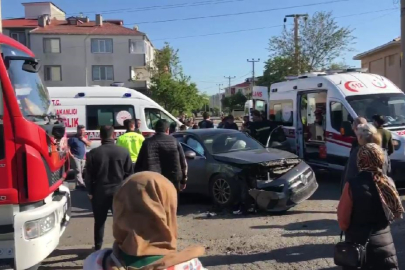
3 0 400 95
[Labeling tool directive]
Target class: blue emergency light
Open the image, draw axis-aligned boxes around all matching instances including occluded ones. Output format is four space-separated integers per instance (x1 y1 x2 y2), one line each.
77 92 85 97
123 93 131 98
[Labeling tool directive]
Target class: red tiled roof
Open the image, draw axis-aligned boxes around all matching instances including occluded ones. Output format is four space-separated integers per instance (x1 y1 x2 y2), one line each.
2 18 39 28
30 19 145 36
232 82 250 88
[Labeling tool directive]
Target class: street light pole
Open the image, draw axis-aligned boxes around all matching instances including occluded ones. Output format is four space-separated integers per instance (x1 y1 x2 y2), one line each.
401 0 405 90
217 83 223 114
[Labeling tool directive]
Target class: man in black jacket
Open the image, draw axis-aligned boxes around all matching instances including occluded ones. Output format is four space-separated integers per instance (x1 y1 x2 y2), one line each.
198 112 214 129
248 110 276 146
85 125 132 250
224 115 239 130
135 119 187 192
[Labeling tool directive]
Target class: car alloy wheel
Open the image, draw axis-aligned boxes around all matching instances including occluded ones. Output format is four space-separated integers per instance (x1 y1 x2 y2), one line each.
213 178 232 204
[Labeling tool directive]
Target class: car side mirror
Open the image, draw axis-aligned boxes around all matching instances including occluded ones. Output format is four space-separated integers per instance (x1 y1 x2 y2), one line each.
340 121 355 137
185 150 196 159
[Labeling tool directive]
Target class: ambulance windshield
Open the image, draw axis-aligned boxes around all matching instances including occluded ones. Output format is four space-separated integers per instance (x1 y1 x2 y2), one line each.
347 93 405 127
1 44 51 123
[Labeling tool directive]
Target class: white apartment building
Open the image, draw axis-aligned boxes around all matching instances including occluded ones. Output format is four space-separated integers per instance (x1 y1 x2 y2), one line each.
209 93 223 109
2 2 155 93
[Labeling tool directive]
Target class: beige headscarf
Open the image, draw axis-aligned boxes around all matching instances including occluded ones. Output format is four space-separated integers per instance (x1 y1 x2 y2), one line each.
113 171 178 256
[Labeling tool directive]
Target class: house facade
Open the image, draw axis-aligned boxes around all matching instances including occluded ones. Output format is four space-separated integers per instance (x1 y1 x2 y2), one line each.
353 37 401 89
224 81 251 97
2 2 154 93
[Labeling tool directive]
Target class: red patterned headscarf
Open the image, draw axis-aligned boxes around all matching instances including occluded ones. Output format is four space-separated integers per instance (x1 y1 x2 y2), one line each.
357 143 404 221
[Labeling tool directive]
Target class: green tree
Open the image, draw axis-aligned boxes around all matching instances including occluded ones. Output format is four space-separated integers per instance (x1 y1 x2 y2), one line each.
327 62 349 70
268 12 355 74
258 56 294 87
221 92 247 112
149 43 206 114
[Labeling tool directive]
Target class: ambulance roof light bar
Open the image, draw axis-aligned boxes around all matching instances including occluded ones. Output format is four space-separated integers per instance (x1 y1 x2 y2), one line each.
285 72 326 81
325 68 368 75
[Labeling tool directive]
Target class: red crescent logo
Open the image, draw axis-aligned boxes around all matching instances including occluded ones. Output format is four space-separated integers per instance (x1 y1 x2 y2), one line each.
344 81 364 92
371 79 387 89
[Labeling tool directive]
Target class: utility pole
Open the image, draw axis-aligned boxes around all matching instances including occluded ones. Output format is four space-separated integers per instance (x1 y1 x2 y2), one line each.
284 14 308 75
216 83 223 113
401 0 405 90
247 58 260 95
224 75 236 93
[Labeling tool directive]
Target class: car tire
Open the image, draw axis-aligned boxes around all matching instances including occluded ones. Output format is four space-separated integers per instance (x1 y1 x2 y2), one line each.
209 174 240 208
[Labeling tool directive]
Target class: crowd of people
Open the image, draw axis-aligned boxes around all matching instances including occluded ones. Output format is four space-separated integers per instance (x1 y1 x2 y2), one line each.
66 111 405 270
337 115 404 270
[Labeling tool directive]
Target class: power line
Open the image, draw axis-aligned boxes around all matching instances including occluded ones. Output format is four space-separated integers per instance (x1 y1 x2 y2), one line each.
35 8 395 55
127 0 350 25
67 0 253 16
335 7 397 18
153 25 284 41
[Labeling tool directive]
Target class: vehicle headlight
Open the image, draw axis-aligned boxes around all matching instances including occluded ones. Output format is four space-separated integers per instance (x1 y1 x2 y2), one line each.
24 212 56 239
393 139 401 151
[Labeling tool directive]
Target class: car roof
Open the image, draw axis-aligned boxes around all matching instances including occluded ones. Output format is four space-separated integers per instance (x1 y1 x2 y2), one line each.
174 128 240 139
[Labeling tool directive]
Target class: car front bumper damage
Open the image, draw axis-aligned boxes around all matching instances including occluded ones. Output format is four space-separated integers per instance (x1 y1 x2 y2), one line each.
245 160 318 212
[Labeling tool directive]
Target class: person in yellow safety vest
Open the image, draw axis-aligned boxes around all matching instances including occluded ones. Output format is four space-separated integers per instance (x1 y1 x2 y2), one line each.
116 119 145 166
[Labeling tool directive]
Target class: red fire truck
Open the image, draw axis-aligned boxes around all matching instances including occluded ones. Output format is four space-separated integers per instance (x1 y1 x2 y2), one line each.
0 35 72 269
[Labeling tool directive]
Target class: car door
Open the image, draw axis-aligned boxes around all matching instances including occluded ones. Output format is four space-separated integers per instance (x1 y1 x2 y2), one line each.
326 98 354 170
180 143 207 194
172 134 208 194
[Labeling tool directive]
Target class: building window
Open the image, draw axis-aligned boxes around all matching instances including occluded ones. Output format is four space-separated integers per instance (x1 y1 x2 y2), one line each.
10 32 26 46
86 105 135 130
43 38 61 53
92 66 114 81
129 67 147 81
44 66 62 81
91 39 113 53
129 40 145 54
388 54 396 66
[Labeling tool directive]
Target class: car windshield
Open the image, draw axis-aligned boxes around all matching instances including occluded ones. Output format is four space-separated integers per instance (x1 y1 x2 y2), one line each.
1 44 51 122
202 132 263 154
346 93 405 127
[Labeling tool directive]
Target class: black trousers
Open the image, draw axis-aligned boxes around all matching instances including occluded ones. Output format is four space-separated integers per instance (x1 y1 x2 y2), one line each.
92 195 113 249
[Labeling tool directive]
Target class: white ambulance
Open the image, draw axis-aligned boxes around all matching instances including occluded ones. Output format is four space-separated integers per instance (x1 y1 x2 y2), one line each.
244 86 269 120
269 69 405 182
47 86 183 150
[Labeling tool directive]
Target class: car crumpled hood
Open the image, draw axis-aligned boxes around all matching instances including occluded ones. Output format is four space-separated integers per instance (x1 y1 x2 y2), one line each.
212 148 298 165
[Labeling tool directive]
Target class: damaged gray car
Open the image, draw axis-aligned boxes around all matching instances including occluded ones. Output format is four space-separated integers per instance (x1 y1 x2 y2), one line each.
173 129 318 212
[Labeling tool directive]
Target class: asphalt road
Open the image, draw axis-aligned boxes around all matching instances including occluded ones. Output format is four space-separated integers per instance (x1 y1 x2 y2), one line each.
39 174 405 270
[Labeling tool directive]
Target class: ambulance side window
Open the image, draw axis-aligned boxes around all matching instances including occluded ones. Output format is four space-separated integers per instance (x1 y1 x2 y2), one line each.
145 108 176 130
86 105 135 130
0 84 4 160
330 101 350 132
271 100 293 126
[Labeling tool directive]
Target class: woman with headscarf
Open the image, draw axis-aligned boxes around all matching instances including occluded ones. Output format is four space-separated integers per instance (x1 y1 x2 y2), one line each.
83 171 207 270
337 143 404 270
341 123 384 192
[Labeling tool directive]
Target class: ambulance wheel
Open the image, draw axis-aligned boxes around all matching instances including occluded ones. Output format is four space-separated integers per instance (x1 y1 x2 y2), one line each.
25 264 39 270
